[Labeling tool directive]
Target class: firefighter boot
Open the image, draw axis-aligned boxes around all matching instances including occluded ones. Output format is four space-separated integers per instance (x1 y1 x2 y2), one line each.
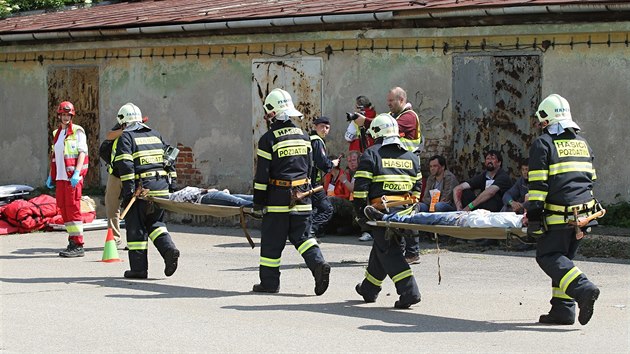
59 240 85 258
313 262 331 296
394 277 421 309
577 286 600 325
163 248 180 277
538 297 576 325
252 284 280 293
355 283 377 303
124 270 148 279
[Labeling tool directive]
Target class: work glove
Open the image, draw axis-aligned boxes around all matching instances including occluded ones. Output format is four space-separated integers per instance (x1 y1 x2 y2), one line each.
69 171 82 188
45 176 55 190
527 220 545 239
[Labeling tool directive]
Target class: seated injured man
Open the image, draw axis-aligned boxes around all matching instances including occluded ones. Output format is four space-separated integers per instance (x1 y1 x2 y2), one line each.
364 206 524 228
169 186 253 207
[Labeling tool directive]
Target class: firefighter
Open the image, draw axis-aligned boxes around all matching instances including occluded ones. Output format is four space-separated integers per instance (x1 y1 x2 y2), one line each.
47 101 89 257
527 94 601 325
353 113 422 308
112 103 179 279
308 116 339 239
252 88 331 295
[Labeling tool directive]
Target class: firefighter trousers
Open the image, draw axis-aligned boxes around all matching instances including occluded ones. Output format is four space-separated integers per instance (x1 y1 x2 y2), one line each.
309 189 333 237
259 212 326 290
124 198 177 272
536 225 597 320
358 226 420 304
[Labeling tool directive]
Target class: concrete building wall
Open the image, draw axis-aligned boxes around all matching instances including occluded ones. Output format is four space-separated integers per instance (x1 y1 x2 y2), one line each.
0 22 628 203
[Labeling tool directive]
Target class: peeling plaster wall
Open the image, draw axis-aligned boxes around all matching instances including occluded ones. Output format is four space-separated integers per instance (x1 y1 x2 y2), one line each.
540 48 630 204
0 22 628 203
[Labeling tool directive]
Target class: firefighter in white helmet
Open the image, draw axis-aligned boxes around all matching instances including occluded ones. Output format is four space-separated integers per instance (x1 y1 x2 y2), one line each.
252 88 331 295
527 93 602 325
354 113 423 308
112 102 179 279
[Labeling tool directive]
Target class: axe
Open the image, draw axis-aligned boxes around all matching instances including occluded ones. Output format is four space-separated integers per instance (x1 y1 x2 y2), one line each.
120 186 148 219
569 208 606 239
290 185 324 208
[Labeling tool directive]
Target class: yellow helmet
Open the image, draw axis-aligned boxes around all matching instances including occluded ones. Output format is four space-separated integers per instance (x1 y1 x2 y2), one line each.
368 113 399 139
535 94 572 126
117 103 143 125
263 88 303 120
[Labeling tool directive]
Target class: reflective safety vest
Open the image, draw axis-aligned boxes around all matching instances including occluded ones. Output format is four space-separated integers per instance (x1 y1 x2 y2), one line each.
51 123 89 179
528 129 597 226
391 109 423 153
352 142 422 208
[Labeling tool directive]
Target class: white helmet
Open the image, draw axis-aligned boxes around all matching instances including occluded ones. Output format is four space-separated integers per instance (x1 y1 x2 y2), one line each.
369 113 399 139
117 102 143 125
264 88 303 121
535 94 572 126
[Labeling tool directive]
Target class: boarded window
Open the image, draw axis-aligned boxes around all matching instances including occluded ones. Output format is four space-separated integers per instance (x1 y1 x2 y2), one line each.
48 67 100 187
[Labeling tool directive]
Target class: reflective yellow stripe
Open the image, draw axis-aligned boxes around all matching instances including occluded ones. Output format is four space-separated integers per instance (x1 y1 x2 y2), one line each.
265 204 313 213
373 175 417 183
257 149 272 160
65 221 83 236
297 238 318 254
411 191 421 198
353 191 368 199
365 270 383 287
354 171 373 179
592 170 597 180
391 269 413 283
544 199 595 213
128 241 148 250
552 287 573 300
169 171 177 177
548 161 593 176
545 210 590 225
135 170 168 179
134 136 162 145
254 183 267 191
120 173 135 181
528 169 548 182
272 139 309 152
149 226 168 241
115 154 133 162
148 190 169 197
132 149 164 158
528 190 547 202
260 256 281 268
559 266 582 293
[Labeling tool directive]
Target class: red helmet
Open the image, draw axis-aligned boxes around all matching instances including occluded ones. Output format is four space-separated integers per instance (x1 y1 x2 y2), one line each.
57 101 75 116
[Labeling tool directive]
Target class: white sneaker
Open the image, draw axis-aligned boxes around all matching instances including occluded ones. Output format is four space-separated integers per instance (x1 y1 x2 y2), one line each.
358 232 373 242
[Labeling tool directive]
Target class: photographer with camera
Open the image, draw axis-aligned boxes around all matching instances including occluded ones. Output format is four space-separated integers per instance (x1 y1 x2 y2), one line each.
344 96 376 153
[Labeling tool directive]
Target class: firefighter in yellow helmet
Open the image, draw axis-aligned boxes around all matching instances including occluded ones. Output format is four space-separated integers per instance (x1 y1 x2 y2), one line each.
527 94 601 325
112 103 179 279
354 113 423 308
252 88 331 295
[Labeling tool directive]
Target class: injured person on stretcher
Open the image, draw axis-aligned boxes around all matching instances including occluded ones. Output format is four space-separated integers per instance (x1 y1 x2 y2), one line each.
364 206 524 228
169 186 253 207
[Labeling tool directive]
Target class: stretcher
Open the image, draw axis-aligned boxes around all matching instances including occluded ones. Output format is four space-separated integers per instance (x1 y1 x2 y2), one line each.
367 220 527 240
0 184 34 206
145 196 259 248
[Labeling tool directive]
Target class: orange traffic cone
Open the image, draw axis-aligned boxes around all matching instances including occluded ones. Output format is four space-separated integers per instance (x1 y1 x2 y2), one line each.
101 228 122 263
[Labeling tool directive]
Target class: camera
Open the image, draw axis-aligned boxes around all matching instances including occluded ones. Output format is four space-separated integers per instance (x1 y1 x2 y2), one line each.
345 112 360 121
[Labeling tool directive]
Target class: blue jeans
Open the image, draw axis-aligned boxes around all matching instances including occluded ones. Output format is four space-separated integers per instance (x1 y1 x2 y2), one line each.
416 202 456 213
200 191 254 207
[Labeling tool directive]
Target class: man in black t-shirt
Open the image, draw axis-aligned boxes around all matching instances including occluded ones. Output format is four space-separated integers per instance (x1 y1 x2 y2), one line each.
453 150 512 212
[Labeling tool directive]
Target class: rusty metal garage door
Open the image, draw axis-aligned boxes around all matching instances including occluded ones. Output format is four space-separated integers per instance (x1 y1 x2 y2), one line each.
251 58 323 171
48 67 100 187
452 54 540 181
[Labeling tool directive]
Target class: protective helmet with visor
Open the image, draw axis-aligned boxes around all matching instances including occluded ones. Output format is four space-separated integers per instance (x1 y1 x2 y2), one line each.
368 113 401 146
263 88 303 121
57 101 76 116
117 102 143 125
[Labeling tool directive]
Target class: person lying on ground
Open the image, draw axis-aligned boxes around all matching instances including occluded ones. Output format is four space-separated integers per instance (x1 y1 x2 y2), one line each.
169 186 253 207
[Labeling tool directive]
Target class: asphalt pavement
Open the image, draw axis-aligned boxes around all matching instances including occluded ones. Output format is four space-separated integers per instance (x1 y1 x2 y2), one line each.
1 224 629 353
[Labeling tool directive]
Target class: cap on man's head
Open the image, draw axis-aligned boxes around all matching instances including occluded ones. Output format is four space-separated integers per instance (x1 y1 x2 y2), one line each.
313 116 331 125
